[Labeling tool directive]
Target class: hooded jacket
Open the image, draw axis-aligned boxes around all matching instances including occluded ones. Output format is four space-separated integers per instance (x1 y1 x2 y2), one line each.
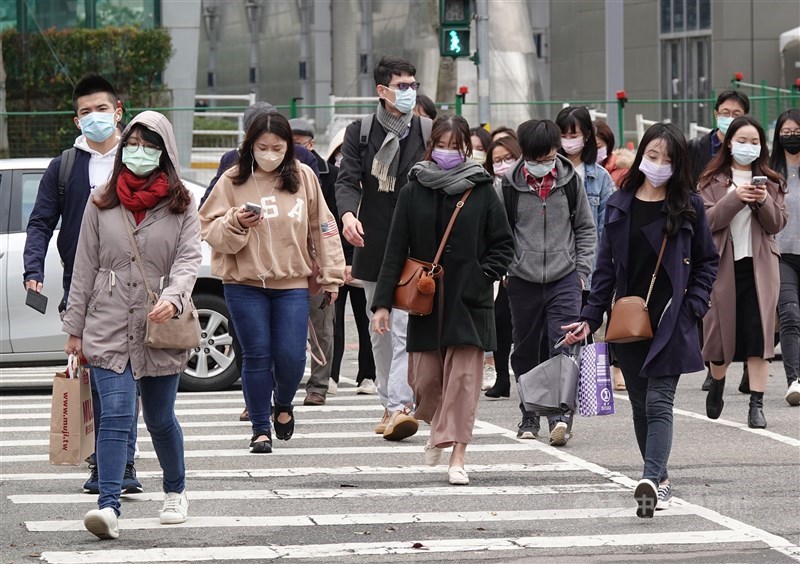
498 154 597 285
62 111 203 378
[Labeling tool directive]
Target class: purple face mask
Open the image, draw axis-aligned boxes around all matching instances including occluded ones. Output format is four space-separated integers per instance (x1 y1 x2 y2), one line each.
639 157 673 187
431 148 466 171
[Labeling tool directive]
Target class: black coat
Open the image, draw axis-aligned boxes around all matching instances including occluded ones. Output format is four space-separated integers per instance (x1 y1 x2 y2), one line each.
688 129 718 186
335 115 427 281
372 178 515 352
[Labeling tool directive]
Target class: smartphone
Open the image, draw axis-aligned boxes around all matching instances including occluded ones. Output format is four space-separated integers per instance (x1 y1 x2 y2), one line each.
243 202 263 216
25 288 48 315
752 176 768 186
554 321 585 349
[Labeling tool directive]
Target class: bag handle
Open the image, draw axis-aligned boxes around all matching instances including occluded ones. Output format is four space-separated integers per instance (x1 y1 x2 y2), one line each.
644 234 668 307
121 207 158 302
431 188 473 270
307 318 327 366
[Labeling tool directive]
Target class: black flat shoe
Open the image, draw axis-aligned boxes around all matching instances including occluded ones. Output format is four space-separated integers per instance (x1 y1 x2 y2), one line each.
701 370 713 391
273 404 295 441
706 376 725 420
485 382 510 398
249 429 272 453
748 393 767 428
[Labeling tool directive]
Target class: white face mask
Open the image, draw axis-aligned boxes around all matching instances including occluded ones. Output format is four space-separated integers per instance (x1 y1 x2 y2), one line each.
731 142 761 166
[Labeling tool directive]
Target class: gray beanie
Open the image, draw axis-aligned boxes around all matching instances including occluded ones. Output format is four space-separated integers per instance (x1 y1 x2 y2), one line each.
243 101 276 131
289 118 315 139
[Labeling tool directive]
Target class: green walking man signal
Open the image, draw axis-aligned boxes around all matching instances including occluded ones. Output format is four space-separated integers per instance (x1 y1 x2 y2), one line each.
439 0 471 58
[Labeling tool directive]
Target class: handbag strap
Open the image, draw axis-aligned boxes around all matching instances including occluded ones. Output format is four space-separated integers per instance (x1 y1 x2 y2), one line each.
431 188 473 268
644 235 668 307
120 206 158 301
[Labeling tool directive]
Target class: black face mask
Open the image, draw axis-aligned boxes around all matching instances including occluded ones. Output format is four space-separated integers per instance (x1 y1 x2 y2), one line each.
782 135 800 155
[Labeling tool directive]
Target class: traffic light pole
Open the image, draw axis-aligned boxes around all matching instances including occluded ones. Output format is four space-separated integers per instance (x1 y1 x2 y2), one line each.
475 0 490 127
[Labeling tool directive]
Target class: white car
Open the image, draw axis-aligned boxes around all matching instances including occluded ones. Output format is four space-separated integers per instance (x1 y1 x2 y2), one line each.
0 158 239 391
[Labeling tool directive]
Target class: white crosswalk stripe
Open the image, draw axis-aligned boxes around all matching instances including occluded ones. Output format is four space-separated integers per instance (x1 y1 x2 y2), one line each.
1 384 796 563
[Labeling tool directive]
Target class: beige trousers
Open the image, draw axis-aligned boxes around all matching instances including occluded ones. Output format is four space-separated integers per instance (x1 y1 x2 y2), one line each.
409 346 484 448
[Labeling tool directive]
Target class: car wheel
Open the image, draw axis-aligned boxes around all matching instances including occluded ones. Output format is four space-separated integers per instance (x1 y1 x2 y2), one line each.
180 292 240 392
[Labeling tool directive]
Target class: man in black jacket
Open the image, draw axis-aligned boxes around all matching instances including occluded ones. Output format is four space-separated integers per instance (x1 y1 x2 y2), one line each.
335 56 432 441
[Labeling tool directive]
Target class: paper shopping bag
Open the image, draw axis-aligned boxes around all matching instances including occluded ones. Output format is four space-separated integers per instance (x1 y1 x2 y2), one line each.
578 342 615 417
49 357 95 465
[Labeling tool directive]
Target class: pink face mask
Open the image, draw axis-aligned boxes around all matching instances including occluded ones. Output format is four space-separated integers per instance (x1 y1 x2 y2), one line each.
493 160 513 177
561 136 585 156
639 157 673 187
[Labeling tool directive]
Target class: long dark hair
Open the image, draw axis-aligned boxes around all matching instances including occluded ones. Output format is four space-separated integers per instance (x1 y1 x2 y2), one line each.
469 127 492 152
770 108 800 178
484 136 522 175
555 105 598 164
698 116 785 191
422 116 472 161
233 112 298 193
95 123 190 213
619 123 695 236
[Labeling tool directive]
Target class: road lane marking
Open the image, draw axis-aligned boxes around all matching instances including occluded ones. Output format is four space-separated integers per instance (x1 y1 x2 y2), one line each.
0 418 386 433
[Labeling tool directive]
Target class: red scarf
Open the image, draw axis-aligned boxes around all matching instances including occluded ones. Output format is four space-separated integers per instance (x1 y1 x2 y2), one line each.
116 168 170 224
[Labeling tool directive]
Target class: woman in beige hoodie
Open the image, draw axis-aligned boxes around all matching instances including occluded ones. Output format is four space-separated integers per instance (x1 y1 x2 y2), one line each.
200 112 345 454
63 111 202 539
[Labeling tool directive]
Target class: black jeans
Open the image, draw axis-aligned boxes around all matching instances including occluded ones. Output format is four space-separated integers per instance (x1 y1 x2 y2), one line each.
779 254 800 385
614 341 679 484
332 284 376 384
493 284 513 385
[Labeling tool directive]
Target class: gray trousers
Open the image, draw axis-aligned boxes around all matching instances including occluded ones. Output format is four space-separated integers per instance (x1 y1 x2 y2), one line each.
306 292 335 395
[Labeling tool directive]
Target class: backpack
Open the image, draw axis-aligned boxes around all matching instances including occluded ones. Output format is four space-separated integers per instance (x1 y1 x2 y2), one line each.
57 147 78 211
358 114 433 148
501 174 579 232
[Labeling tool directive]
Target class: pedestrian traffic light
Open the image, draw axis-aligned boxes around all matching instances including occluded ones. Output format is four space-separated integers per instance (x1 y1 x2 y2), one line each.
439 0 471 58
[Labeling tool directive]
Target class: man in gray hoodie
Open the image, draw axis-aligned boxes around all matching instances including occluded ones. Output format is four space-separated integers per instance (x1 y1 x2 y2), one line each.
498 119 596 446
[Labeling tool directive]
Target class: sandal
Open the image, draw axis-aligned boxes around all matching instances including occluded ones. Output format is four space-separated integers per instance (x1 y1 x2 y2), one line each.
249 429 272 454
273 404 295 441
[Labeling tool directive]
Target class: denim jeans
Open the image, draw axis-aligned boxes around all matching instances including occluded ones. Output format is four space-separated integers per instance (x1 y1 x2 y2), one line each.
91 364 184 515
89 370 138 466
615 341 679 484
779 254 800 385
224 285 309 433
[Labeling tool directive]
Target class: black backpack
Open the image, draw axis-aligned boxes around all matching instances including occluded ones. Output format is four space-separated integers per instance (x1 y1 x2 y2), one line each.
501 174 579 232
56 147 78 211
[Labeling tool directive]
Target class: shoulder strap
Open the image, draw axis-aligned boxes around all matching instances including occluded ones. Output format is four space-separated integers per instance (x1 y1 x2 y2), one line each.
644 235 668 307
120 206 157 302
431 189 473 268
565 175 578 224
359 115 373 147
57 148 78 209
420 116 433 147
501 179 519 232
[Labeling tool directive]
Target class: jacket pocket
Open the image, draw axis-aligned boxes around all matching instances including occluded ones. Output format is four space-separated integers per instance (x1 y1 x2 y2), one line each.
462 261 494 309
587 195 600 209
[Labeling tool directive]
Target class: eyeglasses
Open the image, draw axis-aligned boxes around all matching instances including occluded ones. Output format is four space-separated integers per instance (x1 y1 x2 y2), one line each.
527 156 557 166
389 82 421 91
717 110 744 118
779 130 800 137
492 155 517 165
124 143 160 156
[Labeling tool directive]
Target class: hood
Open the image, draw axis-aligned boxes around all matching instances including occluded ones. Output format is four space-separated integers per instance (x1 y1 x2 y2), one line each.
73 134 121 157
325 127 347 163
507 153 575 192
121 110 181 171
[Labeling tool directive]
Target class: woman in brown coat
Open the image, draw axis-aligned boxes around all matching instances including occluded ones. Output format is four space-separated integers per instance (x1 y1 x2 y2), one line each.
699 116 787 429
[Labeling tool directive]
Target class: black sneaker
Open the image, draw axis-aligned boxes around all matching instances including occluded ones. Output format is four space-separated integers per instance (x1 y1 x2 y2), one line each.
516 416 540 439
83 464 99 494
122 463 144 494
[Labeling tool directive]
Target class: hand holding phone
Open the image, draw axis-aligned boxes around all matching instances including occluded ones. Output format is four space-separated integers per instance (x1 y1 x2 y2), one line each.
26 288 48 314
237 202 263 227
555 321 586 349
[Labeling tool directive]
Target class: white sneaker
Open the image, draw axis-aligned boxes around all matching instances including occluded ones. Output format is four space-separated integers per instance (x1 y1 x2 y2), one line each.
160 491 188 524
84 507 119 539
481 364 497 391
448 466 469 485
328 380 338 395
785 380 800 406
357 379 378 395
549 421 570 447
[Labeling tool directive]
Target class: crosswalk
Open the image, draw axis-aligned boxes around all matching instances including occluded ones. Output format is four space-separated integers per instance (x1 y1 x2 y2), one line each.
1 378 798 563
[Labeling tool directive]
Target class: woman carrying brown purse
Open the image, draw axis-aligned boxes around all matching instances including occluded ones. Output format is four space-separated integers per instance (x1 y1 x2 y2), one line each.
370 116 514 485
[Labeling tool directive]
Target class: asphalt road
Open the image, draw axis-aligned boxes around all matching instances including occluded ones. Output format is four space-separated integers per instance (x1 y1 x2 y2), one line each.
1 353 798 563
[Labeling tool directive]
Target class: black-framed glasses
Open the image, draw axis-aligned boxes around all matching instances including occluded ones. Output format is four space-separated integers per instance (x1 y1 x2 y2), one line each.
390 82 421 91
124 143 160 156
527 156 557 166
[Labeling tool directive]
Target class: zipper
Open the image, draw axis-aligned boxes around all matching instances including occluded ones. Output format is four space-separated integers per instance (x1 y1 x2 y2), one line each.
542 199 547 284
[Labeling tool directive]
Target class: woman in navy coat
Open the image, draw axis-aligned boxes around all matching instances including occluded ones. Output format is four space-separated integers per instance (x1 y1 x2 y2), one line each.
563 123 719 519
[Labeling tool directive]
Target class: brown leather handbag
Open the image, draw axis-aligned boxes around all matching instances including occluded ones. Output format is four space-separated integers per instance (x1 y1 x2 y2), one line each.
393 189 472 316
605 235 668 344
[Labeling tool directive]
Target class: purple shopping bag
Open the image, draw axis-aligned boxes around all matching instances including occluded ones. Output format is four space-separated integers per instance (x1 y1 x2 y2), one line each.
578 342 615 416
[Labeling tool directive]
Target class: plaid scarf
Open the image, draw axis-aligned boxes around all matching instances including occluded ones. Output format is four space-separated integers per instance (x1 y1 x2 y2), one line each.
371 103 413 193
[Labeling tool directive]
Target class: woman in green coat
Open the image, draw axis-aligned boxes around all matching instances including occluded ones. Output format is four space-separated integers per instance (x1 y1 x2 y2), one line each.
371 116 514 485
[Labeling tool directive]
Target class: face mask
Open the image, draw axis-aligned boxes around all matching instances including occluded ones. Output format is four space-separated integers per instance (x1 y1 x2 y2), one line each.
493 160 513 177
638 157 673 187
122 145 162 177
596 146 608 164
781 136 800 155
254 150 284 172
79 112 117 143
731 142 761 166
525 159 555 178
560 136 585 156
472 149 487 165
716 115 734 135
388 87 417 114
431 148 466 171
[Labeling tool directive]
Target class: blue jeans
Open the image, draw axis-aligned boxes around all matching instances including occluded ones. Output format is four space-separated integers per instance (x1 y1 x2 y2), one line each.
224 285 309 434
89 369 138 466
91 364 184 515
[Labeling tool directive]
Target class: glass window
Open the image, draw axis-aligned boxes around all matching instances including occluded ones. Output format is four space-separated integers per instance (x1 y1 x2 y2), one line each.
21 173 45 230
673 0 684 32
661 0 672 34
699 0 711 29
687 0 697 30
